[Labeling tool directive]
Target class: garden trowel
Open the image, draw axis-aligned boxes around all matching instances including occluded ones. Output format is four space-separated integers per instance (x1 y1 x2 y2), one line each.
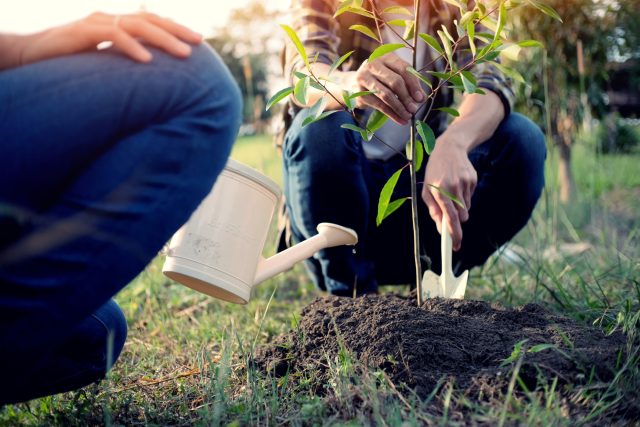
421 216 469 299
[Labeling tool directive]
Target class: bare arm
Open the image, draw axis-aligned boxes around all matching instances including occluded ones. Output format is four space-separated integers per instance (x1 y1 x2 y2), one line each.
0 12 202 71
421 90 505 250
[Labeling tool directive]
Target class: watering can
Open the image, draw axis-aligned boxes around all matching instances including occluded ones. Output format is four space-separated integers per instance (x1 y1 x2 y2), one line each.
162 158 358 304
421 216 469 299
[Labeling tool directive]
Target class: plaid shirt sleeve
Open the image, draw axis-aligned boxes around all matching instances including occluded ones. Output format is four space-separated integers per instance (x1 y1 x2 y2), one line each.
284 0 341 85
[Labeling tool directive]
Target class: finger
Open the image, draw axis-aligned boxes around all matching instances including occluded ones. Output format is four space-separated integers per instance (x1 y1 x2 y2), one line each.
456 198 469 223
422 185 442 231
121 17 192 58
92 26 153 62
362 94 407 125
385 56 425 103
368 61 418 113
358 72 412 121
463 185 472 216
143 13 203 44
432 191 463 250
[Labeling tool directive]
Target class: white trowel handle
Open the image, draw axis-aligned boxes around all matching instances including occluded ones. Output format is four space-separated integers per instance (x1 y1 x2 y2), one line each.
440 216 453 276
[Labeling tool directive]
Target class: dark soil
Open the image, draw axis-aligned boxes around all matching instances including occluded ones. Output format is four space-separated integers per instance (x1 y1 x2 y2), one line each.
255 293 628 417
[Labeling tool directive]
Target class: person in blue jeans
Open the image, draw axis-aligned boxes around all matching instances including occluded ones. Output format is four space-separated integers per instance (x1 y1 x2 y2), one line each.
280 0 547 296
0 12 241 404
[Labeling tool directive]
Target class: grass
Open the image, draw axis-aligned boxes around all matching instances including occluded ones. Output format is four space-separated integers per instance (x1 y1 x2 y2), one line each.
1 134 639 426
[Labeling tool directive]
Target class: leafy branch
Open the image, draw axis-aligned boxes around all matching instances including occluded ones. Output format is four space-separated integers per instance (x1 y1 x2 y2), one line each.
268 0 559 306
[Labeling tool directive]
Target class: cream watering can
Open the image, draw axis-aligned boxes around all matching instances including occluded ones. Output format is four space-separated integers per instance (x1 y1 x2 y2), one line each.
162 159 358 304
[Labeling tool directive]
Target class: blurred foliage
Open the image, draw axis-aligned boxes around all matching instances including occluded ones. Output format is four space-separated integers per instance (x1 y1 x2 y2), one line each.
581 115 640 154
206 2 280 124
507 0 640 201
510 0 640 126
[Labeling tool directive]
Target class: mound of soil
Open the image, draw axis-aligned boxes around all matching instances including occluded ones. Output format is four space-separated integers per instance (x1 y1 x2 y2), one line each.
255 294 626 402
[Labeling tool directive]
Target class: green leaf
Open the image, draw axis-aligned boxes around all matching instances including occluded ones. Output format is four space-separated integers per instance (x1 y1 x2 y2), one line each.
386 19 407 27
461 72 477 94
341 123 368 141
379 198 408 225
368 43 405 62
517 39 544 48
349 24 380 42
337 6 376 19
366 110 389 137
343 90 375 110
382 5 412 15
265 87 294 111
440 24 455 43
459 10 476 28
482 51 501 62
309 79 325 91
529 0 563 22
429 71 453 81
528 343 556 353
427 184 465 209
419 33 444 56
416 120 435 154
303 97 327 123
467 21 476 57
437 30 454 67
294 76 310 105
436 107 460 117
406 66 433 89
501 339 529 367
349 90 375 99
280 24 309 69
302 110 337 127
403 20 415 40
342 90 356 111
329 50 355 75
414 139 425 170
461 70 477 85
492 61 526 84
377 168 404 226
493 1 506 42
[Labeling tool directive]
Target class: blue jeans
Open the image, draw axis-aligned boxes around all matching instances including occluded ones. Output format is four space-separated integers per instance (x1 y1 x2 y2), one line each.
0 44 241 404
283 110 546 296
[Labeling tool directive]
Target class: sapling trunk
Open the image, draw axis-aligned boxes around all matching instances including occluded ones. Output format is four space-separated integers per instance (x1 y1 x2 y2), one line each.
411 0 423 307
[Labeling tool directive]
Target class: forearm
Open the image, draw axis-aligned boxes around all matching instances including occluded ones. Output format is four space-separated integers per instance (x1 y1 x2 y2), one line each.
439 90 505 152
0 33 33 70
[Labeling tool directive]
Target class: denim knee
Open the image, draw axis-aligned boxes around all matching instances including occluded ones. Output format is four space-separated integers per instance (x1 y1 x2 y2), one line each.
174 43 242 163
498 113 547 203
284 110 362 167
142 43 242 188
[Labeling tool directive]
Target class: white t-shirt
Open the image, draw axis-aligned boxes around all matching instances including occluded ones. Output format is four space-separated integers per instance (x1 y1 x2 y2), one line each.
362 3 430 161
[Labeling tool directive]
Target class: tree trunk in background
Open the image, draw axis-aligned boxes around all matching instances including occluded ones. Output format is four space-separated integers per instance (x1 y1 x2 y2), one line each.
558 142 574 203
557 113 576 204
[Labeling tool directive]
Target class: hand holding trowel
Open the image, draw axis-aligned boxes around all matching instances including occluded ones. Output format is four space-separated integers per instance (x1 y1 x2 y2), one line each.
421 216 469 299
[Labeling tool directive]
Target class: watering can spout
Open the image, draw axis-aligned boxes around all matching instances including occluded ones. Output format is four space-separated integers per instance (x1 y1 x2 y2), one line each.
253 223 358 285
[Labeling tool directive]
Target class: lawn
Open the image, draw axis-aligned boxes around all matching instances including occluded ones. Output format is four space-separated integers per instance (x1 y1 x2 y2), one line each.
1 134 638 426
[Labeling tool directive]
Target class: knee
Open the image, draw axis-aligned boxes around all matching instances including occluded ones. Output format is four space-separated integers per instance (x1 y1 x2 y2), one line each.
145 44 242 187
502 114 546 181
284 110 361 165
502 113 546 164
182 43 243 152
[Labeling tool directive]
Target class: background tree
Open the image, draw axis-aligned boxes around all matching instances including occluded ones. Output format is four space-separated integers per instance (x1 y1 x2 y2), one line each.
509 0 639 202
206 1 281 129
